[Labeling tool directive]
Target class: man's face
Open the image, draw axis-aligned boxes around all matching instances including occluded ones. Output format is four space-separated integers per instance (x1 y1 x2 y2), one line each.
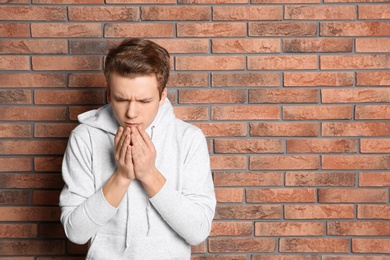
107 73 167 130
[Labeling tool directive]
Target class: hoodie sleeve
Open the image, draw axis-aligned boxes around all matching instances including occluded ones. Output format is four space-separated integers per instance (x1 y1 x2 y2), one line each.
59 128 118 244
149 128 216 246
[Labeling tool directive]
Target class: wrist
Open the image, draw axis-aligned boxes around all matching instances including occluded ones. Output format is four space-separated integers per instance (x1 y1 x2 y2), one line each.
139 167 166 197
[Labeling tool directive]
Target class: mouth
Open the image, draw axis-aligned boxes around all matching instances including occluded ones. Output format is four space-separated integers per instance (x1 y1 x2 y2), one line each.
125 123 141 128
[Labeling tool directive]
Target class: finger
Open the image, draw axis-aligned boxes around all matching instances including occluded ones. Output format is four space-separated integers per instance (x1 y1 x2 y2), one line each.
119 133 130 162
114 126 124 151
130 127 146 157
117 127 130 154
137 125 154 150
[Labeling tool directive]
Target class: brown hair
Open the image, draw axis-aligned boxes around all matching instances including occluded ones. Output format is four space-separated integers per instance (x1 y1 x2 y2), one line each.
104 38 170 98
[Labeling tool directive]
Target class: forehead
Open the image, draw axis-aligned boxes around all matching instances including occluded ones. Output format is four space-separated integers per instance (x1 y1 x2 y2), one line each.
109 73 159 96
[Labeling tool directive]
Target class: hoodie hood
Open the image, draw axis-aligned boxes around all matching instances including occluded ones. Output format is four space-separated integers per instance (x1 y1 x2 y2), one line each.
77 98 175 139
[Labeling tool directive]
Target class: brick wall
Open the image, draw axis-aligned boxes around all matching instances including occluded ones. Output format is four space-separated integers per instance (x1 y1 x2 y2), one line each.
0 0 390 258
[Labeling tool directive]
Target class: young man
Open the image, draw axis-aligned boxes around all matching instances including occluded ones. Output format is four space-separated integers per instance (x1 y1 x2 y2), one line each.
59 38 216 259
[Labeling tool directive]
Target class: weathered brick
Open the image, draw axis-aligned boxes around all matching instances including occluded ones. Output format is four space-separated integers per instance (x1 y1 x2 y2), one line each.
214 139 283 154
212 72 280 87
319 188 388 203
34 123 77 138
173 106 208 121
209 238 276 252
287 139 357 153
0 224 37 239
248 56 318 70
212 39 280 53
322 122 390 136
0 40 67 54
247 188 316 203
39 223 65 238
358 5 390 19
249 89 318 103
255 222 324 236
68 73 106 88
0 207 60 222
322 155 390 170
250 122 319 137
154 39 209 54
358 205 390 219
321 22 390 36
280 238 349 252
33 0 103 3
361 139 390 153
285 204 354 219
33 191 60 205
215 205 282 220
253 0 320 3
142 6 209 20
69 6 138 21
34 157 62 172
0 140 67 155
0 124 32 138
104 23 174 38
0 107 66 121
285 171 355 187
35 90 106 105
252 256 320 260
210 222 252 236
179 90 246 104
250 156 319 170
177 23 246 37
328 221 390 236
0 90 32 104
108 0 175 3
0 158 32 172
0 56 29 70
356 72 390 86
32 56 102 71
179 0 246 3
213 6 282 20
168 73 208 87
32 23 102 37
356 38 390 52
0 174 63 189
0 190 30 205
0 6 66 21
285 5 355 20
321 55 390 70
212 106 279 120
69 40 120 55
210 155 246 170
191 242 206 254
176 56 245 71
0 23 29 38
323 256 390 260
284 72 354 87
0 240 64 255
283 38 353 53
0 73 66 88
215 188 244 203
249 22 317 36
213 172 283 187
322 88 390 103
283 106 352 120
352 239 390 253
359 172 390 187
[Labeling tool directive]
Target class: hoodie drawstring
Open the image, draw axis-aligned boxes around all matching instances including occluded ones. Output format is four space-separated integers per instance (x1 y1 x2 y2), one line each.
145 126 155 236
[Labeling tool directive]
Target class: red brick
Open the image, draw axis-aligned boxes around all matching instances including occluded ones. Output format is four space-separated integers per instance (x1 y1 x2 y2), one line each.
356 71 390 86
0 240 64 255
283 38 352 53
176 56 245 71
32 56 102 71
214 139 283 154
212 39 280 53
249 22 317 36
359 172 390 187
66 241 88 254
177 23 246 37
215 205 282 220
199 123 249 137
283 106 352 120
356 38 390 52
284 72 354 87
252 256 320 260
154 39 209 54
0 207 60 222
323 256 390 260
285 171 355 187
179 0 246 3
358 205 390 219
35 90 105 105
173 106 208 121
210 222 252 236
210 156 246 170
39 223 65 238
213 172 283 187
0 140 67 155
287 139 357 153
142 6 209 20
0 23 29 38
69 6 138 21
191 242 205 254
0 158 31 172
250 156 319 170
0 40 67 54
280 238 349 252
108 0 175 3
247 188 316 203
212 106 280 120
324 88 390 103
356 105 390 119
213 6 282 20
31 23 102 38
285 204 354 219
0 190 30 205
215 188 244 203
319 188 388 203
69 40 120 55
209 238 276 252
328 221 390 236
322 155 390 170
248 56 318 70
212 72 280 87
1 90 31 104
255 222 324 236
179 90 246 104
250 122 319 137
33 0 103 3
361 139 390 153
104 23 174 38
68 73 106 88
33 191 60 205
352 239 390 253
34 157 62 172
69 106 100 121
0 257 34 260
0 124 32 138
249 89 318 104
0 73 66 88
168 73 208 87
358 5 390 19
322 122 390 136
321 55 390 69
0 6 66 21
0 174 63 189
0 107 66 121
192 256 247 260
321 22 390 36
34 123 77 138
0 56 29 70
0 224 37 239
285 5 355 20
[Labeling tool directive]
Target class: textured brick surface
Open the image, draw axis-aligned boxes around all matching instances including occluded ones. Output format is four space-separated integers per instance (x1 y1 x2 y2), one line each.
1 0 389 258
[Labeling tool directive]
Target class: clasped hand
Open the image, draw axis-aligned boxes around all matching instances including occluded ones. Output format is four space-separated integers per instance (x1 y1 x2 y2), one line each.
114 125 156 183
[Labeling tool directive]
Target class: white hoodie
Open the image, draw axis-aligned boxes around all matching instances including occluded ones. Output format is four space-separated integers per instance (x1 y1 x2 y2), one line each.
59 99 216 259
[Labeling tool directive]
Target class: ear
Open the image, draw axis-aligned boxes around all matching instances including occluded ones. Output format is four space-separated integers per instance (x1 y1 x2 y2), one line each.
106 85 111 103
159 88 167 106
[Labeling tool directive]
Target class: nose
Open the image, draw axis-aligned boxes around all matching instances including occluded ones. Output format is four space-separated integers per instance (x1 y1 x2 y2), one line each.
126 101 138 119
